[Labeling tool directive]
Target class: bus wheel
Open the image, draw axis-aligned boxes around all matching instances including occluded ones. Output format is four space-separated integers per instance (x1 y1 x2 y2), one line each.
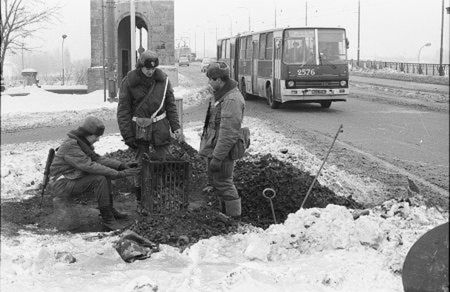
240 80 248 100
320 101 332 108
267 87 280 109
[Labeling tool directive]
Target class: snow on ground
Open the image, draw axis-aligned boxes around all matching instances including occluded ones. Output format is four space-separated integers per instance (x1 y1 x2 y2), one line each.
1 78 448 291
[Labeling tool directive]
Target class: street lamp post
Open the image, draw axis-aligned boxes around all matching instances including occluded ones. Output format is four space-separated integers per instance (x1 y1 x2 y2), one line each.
418 43 431 63
438 0 444 76
418 42 431 74
61 34 67 86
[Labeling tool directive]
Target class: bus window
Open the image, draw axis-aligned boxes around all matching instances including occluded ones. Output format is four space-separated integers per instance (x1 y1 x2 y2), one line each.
217 44 222 60
221 40 227 59
265 32 273 60
226 39 230 59
240 37 246 59
317 29 347 64
283 29 315 65
246 35 252 60
259 34 266 59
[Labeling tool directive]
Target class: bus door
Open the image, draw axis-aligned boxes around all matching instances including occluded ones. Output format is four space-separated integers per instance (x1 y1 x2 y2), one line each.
252 39 258 94
273 38 282 99
233 38 240 81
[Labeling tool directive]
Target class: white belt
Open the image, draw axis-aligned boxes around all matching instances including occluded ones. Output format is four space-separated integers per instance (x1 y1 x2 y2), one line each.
132 112 166 123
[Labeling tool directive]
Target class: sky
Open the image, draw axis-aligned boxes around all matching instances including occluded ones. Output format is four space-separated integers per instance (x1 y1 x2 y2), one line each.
8 0 450 64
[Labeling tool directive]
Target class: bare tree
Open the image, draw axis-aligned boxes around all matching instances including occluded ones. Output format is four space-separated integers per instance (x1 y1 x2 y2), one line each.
0 0 60 76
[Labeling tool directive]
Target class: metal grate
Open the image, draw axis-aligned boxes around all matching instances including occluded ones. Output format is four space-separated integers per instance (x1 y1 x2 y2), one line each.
141 158 191 214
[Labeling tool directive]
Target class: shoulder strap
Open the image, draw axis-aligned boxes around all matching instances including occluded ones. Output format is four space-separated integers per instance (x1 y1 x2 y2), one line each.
151 78 169 119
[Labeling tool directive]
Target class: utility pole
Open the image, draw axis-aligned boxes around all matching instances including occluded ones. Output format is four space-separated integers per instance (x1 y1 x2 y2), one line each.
438 0 444 76
21 43 24 71
101 0 106 102
203 31 206 59
357 0 361 67
61 34 67 85
305 1 308 26
130 0 136 70
274 2 277 28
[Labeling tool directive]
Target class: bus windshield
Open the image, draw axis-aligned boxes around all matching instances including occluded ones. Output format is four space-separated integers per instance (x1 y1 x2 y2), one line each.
318 29 347 65
283 29 347 65
283 29 316 65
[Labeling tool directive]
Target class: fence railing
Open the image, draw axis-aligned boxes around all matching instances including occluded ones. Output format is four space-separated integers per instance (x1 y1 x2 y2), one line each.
349 60 449 77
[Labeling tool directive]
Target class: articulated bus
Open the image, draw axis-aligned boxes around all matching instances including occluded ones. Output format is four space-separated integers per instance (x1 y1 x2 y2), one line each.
217 27 349 109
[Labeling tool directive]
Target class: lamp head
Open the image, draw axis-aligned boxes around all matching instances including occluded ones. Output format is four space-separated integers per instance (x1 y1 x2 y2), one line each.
425 42 431 47
62 34 67 39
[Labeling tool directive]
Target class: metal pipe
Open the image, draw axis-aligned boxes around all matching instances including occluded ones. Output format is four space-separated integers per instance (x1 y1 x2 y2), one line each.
130 0 136 70
300 124 344 209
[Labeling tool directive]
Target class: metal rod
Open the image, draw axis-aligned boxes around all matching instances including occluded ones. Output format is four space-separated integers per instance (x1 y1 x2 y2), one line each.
300 124 343 209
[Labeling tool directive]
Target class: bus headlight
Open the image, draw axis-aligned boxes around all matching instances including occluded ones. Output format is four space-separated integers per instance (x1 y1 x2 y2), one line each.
340 80 347 87
287 80 295 88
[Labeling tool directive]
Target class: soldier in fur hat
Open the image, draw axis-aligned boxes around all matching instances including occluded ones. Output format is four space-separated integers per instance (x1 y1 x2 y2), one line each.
199 63 246 218
117 50 183 204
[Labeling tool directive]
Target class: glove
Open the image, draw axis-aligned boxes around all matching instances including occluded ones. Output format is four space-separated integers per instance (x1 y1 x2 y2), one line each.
125 137 137 149
209 157 222 172
118 161 139 170
116 167 141 178
173 129 184 142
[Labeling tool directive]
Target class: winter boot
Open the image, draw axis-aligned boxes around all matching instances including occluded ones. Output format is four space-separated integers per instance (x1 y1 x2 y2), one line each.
224 198 241 218
134 186 142 203
99 206 126 231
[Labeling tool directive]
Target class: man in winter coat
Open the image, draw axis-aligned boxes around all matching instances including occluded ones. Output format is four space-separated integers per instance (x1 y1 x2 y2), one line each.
49 116 140 230
199 63 245 217
117 50 183 202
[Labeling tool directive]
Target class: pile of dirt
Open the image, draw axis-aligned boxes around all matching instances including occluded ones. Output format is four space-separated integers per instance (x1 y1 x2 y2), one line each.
129 207 239 250
110 142 362 247
1 141 362 249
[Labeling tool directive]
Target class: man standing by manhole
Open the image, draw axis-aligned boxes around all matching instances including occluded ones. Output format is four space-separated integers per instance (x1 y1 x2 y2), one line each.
199 63 247 218
117 50 183 204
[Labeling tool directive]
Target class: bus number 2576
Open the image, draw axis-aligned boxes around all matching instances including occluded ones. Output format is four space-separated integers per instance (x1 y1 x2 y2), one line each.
297 69 316 76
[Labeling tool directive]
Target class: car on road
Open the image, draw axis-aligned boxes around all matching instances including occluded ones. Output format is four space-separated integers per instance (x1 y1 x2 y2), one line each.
179 56 190 67
201 57 217 72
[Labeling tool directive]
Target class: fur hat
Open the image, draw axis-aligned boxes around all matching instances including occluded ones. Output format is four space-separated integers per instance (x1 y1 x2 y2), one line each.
79 116 105 136
137 50 159 69
206 62 230 80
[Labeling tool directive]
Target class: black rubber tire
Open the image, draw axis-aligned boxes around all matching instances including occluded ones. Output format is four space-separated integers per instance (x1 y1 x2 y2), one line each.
320 101 332 108
240 80 249 100
267 87 280 109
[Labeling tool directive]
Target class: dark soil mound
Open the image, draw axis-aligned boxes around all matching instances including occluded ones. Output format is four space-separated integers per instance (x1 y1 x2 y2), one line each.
109 142 362 248
1 141 362 250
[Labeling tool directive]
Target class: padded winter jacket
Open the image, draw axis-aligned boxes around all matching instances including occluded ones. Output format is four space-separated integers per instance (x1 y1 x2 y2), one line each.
117 68 181 146
50 137 122 181
199 80 245 160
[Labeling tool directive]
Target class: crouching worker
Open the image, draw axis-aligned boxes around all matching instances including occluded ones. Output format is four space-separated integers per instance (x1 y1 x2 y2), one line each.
199 63 246 218
49 116 140 231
